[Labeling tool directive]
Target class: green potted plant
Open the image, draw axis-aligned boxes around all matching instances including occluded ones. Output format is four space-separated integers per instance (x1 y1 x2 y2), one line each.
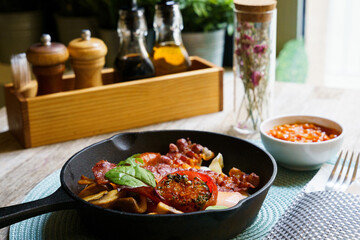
179 0 234 33
178 0 234 66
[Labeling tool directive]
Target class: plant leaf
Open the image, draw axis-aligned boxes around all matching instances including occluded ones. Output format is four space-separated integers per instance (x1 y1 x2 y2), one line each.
106 155 156 188
117 154 143 167
205 205 229 210
105 168 148 188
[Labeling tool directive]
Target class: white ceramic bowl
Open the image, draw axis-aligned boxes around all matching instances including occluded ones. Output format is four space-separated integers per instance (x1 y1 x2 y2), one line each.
260 115 344 171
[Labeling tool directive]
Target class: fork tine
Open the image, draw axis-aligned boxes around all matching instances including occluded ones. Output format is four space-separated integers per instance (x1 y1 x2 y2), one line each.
338 151 356 191
342 151 354 185
335 150 349 186
325 150 343 190
350 152 360 183
327 150 343 184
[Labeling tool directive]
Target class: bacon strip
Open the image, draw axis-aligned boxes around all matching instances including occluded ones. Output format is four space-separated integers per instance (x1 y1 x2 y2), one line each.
92 160 116 185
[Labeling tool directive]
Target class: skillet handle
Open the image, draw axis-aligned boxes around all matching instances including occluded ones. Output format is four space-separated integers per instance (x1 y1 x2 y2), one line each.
0 186 78 229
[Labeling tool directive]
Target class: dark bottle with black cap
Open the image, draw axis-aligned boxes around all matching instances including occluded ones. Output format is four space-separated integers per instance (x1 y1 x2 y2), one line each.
151 0 191 76
115 0 155 82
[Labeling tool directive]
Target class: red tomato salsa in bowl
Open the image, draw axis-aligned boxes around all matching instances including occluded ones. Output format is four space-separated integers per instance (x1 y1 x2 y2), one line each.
260 115 344 170
266 123 340 143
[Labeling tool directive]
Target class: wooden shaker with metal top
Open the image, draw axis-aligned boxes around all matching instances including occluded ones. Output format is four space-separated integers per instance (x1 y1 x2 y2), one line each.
26 34 69 95
68 30 108 89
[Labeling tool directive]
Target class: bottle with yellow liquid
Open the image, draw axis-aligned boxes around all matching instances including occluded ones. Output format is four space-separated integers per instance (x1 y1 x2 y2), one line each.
151 0 191 76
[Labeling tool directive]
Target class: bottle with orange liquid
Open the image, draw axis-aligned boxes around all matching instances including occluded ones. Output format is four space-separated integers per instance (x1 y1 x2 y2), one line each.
151 0 191 76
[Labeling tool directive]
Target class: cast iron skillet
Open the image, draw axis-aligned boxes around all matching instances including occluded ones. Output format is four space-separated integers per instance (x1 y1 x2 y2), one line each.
0 130 277 240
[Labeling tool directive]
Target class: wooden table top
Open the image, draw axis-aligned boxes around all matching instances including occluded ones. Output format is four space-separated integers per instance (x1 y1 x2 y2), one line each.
1 70 360 238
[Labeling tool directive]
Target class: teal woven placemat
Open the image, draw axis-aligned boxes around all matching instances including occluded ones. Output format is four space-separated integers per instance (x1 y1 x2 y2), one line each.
9 170 60 240
236 166 317 239
9 141 322 240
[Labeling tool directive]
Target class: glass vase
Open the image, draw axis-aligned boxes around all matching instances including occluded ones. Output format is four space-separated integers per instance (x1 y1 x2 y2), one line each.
233 0 277 135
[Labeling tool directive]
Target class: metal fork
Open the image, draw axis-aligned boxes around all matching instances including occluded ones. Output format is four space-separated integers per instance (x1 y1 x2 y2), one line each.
325 150 360 191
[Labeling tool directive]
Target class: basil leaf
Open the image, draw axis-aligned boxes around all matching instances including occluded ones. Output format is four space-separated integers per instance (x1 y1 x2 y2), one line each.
106 156 156 188
134 165 156 187
117 154 143 167
205 205 228 210
105 169 148 188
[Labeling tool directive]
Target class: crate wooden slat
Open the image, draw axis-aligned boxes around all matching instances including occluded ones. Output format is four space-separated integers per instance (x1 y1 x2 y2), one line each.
4 56 223 148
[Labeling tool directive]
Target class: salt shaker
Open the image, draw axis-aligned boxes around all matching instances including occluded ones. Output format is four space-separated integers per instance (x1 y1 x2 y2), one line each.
26 34 69 95
68 30 108 89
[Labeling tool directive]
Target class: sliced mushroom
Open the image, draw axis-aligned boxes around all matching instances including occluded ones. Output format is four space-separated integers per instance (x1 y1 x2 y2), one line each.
78 183 108 198
89 189 126 209
152 202 183 214
78 175 95 185
82 190 108 202
114 194 148 213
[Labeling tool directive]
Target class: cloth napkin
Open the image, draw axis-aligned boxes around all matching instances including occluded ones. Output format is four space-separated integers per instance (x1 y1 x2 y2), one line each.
304 163 360 194
265 163 360 239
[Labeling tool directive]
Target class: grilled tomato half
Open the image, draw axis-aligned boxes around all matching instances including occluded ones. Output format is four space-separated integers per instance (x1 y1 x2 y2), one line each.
155 170 218 212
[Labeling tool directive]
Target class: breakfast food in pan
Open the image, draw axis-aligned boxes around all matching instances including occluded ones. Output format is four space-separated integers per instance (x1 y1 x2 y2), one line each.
78 138 259 214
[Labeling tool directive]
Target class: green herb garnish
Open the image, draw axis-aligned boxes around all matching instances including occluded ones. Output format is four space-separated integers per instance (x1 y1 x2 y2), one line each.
205 205 228 210
105 154 156 188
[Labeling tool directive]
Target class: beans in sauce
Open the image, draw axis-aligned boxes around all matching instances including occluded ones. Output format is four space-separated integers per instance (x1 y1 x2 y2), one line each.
267 123 340 142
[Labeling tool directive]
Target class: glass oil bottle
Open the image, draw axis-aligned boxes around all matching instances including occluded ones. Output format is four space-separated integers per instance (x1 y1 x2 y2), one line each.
115 0 155 82
151 0 191 76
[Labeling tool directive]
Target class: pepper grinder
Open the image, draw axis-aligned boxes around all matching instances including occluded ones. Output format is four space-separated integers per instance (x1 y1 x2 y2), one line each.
26 34 69 95
68 30 108 89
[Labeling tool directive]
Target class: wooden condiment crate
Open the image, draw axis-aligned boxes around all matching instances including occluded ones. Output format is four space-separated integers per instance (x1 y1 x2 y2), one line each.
4 57 223 148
